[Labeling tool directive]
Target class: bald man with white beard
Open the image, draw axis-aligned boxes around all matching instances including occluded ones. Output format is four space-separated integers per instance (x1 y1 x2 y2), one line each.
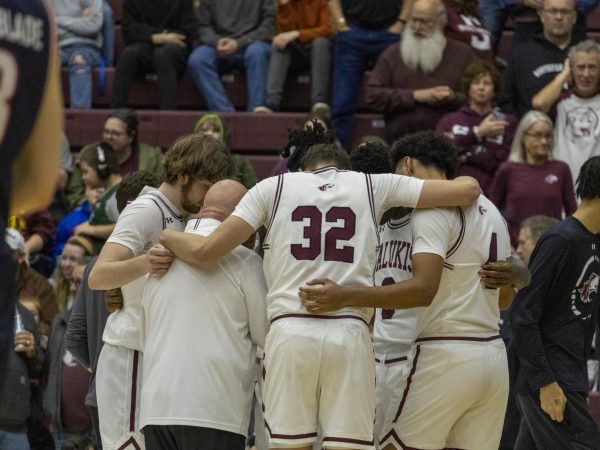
365 0 476 142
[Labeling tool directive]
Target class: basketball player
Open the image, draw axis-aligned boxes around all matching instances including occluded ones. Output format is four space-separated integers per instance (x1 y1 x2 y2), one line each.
157 143 480 450
299 132 516 450
88 134 234 450
141 180 268 450
0 0 63 376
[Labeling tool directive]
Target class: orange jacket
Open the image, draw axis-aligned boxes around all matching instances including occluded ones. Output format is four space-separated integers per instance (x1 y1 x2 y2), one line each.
277 0 334 43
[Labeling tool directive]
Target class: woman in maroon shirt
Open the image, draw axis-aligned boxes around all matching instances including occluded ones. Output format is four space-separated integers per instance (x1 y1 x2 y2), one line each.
490 110 577 247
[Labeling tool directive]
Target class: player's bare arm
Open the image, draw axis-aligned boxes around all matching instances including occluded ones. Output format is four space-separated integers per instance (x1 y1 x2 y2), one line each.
159 216 255 265
299 252 443 313
479 256 531 289
416 176 480 209
89 242 170 290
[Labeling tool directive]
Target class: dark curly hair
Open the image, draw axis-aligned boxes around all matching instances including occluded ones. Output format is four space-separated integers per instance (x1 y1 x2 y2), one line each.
116 170 162 213
391 131 459 179
349 141 392 174
282 120 335 172
576 155 600 200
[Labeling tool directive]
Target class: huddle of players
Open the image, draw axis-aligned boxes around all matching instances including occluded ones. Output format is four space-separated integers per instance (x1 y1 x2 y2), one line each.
109 128 517 450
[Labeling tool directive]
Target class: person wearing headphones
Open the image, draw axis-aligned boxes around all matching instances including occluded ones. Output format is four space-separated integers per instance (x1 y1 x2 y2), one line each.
73 143 123 253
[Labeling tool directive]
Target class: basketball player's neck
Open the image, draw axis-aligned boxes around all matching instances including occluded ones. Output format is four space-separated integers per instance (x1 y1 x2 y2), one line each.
158 182 184 213
572 198 600 234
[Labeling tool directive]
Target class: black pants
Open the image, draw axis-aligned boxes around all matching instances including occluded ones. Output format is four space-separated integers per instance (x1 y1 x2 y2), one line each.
112 42 188 110
144 425 245 450
515 390 600 450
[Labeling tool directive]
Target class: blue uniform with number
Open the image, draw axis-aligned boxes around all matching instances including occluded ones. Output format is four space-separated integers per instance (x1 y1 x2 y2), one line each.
0 0 52 376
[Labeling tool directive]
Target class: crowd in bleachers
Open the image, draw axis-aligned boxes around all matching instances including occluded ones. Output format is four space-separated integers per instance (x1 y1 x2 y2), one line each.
4 0 600 449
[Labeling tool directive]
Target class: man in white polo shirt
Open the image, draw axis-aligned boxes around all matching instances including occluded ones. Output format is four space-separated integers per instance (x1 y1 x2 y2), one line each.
140 179 268 450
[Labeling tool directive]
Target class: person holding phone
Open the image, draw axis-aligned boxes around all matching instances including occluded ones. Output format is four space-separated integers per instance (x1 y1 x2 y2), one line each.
436 60 518 196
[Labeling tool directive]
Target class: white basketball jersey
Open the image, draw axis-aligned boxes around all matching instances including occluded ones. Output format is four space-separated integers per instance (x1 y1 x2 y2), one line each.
411 195 511 339
232 168 424 322
102 188 185 351
373 214 423 356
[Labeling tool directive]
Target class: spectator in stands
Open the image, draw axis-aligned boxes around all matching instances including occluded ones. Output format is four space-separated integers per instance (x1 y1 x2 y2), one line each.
328 0 409 150
257 0 333 115
53 185 104 263
53 0 103 109
101 1 115 66
0 301 42 450
6 228 57 343
73 143 123 252
187 0 275 112
490 110 577 246
9 210 57 278
532 39 600 185
54 236 96 313
44 299 93 449
436 60 517 196
516 214 560 264
112 0 197 110
503 0 593 48
443 0 494 61
193 113 257 188
478 0 507 50
502 0 580 116
66 109 162 209
365 0 476 143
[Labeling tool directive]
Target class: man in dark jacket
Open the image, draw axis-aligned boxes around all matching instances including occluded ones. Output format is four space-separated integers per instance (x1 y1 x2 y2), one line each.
112 0 198 110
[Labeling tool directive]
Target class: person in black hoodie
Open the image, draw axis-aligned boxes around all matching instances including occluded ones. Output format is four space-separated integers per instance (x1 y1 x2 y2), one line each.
510 155 600 449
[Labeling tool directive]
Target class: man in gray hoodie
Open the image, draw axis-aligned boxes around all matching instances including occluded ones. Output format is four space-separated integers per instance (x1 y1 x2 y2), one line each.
53 0 103 109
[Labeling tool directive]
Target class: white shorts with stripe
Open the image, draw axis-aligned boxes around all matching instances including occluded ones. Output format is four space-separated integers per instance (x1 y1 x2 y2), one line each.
380 336 508 450
374 351 411 449
96 344 145 450
263 316 375 449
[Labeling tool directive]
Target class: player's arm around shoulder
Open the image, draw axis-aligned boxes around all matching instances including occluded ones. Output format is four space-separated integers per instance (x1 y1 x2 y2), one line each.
416 176 480 209
88 243 152 290
161 216 257 264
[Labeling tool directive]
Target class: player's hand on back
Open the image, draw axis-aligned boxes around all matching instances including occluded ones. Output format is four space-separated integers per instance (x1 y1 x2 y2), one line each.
299 278 347 313
479 260 512 288
105 288 124 313
147 243 174 277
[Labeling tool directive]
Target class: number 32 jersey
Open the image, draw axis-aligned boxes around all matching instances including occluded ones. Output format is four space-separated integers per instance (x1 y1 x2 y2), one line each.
232 168 424 322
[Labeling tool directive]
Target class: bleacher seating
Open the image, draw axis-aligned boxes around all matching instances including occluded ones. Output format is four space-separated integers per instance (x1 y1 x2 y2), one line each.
63 0 600 180
64 110 385 180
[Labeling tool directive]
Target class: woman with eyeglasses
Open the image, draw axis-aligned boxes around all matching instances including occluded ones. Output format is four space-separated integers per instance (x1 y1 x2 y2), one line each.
490 110 576 247
66 109 162 210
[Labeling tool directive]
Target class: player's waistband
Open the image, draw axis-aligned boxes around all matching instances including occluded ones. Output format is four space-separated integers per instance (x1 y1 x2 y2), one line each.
374 352 409 365
415 334 501 344
270 313 369 327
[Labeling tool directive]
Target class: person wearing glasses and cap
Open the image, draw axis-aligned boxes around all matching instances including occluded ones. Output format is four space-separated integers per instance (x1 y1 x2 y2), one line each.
66 109 162 210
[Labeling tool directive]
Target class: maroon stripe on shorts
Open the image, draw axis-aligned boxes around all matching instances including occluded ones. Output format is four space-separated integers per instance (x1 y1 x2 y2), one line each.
129 350 139 432
323 435 374 446
415 334 501 343
380 428 428 450
116 436 141 450
393 345 421 422
264 420 318 440
375 355 408 364
271 313 368 327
